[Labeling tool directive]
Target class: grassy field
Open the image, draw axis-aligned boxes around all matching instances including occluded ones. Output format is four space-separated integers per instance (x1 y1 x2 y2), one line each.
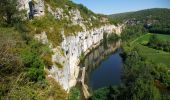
133 33 170 44
127 33 170 67
154 33 170 41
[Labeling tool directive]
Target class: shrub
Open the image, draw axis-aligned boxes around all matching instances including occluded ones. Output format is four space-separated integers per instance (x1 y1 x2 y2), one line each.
20 40 45 82
68 87 81 100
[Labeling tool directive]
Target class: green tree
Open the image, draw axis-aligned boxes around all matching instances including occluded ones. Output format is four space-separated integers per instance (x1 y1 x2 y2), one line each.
0 0 19 25
68 87 81 100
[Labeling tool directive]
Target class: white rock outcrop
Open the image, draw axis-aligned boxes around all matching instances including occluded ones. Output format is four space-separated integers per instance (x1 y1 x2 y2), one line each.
18 0 44 17
69 9 87 31
34 32 48 44
47 5 64 20
47 24 123 91
25 0 124 92
33 0 45 16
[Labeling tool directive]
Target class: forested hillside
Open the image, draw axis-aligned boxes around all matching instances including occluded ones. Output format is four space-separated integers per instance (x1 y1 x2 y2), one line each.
109 8 170 34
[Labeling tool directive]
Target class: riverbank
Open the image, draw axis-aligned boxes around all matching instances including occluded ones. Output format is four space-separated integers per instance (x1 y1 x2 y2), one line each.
76 40 122 99
90 33 170 100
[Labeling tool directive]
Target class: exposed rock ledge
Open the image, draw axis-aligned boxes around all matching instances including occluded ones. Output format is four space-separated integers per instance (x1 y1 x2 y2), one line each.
35 24 124 91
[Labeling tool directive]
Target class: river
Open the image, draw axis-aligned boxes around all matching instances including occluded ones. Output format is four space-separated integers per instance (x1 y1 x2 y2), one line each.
79 40 123 91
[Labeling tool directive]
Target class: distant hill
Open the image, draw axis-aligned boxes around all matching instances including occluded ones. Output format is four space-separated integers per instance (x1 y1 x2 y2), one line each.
109 8 170 34
109 8 170 23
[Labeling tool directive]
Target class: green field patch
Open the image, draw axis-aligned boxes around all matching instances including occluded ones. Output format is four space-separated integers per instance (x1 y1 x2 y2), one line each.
154 34 170 41
136 44 170 67
128 33 170 67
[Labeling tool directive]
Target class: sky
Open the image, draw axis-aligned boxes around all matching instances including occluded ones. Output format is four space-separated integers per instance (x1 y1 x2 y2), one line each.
72 0 170 15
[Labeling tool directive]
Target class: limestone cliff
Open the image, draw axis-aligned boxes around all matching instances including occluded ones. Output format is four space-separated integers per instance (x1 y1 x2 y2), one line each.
47 24 123 91
18 0 124 91
18 0 44 17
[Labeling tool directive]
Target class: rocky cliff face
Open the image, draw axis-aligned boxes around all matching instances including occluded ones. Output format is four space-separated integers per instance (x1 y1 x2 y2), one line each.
18 0 44 17
46 24 123 91
18 0 124 91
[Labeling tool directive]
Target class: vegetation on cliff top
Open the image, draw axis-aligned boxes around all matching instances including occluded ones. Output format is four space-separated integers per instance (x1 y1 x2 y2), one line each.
0 0 68 99
0 27 68 99
0 0 108 99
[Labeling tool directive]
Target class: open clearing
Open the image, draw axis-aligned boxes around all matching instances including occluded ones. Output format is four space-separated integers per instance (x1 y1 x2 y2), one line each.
130 33 170 67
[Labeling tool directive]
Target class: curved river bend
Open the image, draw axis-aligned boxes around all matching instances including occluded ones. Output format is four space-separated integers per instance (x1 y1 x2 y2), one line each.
79 40 123 91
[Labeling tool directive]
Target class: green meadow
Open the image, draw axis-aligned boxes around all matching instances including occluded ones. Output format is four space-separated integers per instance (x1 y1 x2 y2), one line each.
128 33 170 67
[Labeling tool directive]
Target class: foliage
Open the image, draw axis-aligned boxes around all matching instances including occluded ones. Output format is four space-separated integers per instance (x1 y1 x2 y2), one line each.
77 4 94 16
149 26 170 35
0 0 24 26
109 8 170 34
107 33 120 42
121 24 147 41
45 0 75 9
43 53 53 67
45 0 105 31
91 87 109 100
0 27 67 99
126 33 170 66
79 52 85 62
0 0 108 99
91 49 169 100
46 77 68 100
91 26 170 100
28 11 83 46
103 33 108 49
148 34 170 52
119 51 162 100
20 40 46 82
68 87 81 100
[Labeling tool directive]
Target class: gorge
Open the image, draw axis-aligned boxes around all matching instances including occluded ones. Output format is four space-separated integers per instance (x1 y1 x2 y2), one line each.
1 0 169 100
18 0 124 91
47 25 123 91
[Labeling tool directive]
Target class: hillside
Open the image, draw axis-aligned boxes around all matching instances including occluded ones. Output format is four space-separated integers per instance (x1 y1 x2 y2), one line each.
0 0 119 99
109 8 170 34
22 0 109 46
110 8 170 23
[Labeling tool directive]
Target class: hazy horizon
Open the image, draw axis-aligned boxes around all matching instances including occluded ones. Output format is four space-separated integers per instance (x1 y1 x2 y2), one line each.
72 0 170 15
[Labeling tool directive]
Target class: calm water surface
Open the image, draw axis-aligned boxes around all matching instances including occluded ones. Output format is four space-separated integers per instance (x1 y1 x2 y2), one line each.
83 41 123 90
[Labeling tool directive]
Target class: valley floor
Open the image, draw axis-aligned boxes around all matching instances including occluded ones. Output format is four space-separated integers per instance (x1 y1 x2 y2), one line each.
125 33 170 67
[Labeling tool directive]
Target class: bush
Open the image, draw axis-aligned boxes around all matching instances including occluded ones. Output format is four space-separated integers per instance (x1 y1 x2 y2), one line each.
91 87 109 100
79 52 85 62
68 87 81 100
147 34 170 52
21 40 45 82
108 33 120 42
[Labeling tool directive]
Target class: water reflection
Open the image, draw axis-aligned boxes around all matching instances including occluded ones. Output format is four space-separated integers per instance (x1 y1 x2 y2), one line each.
81 40 123 90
